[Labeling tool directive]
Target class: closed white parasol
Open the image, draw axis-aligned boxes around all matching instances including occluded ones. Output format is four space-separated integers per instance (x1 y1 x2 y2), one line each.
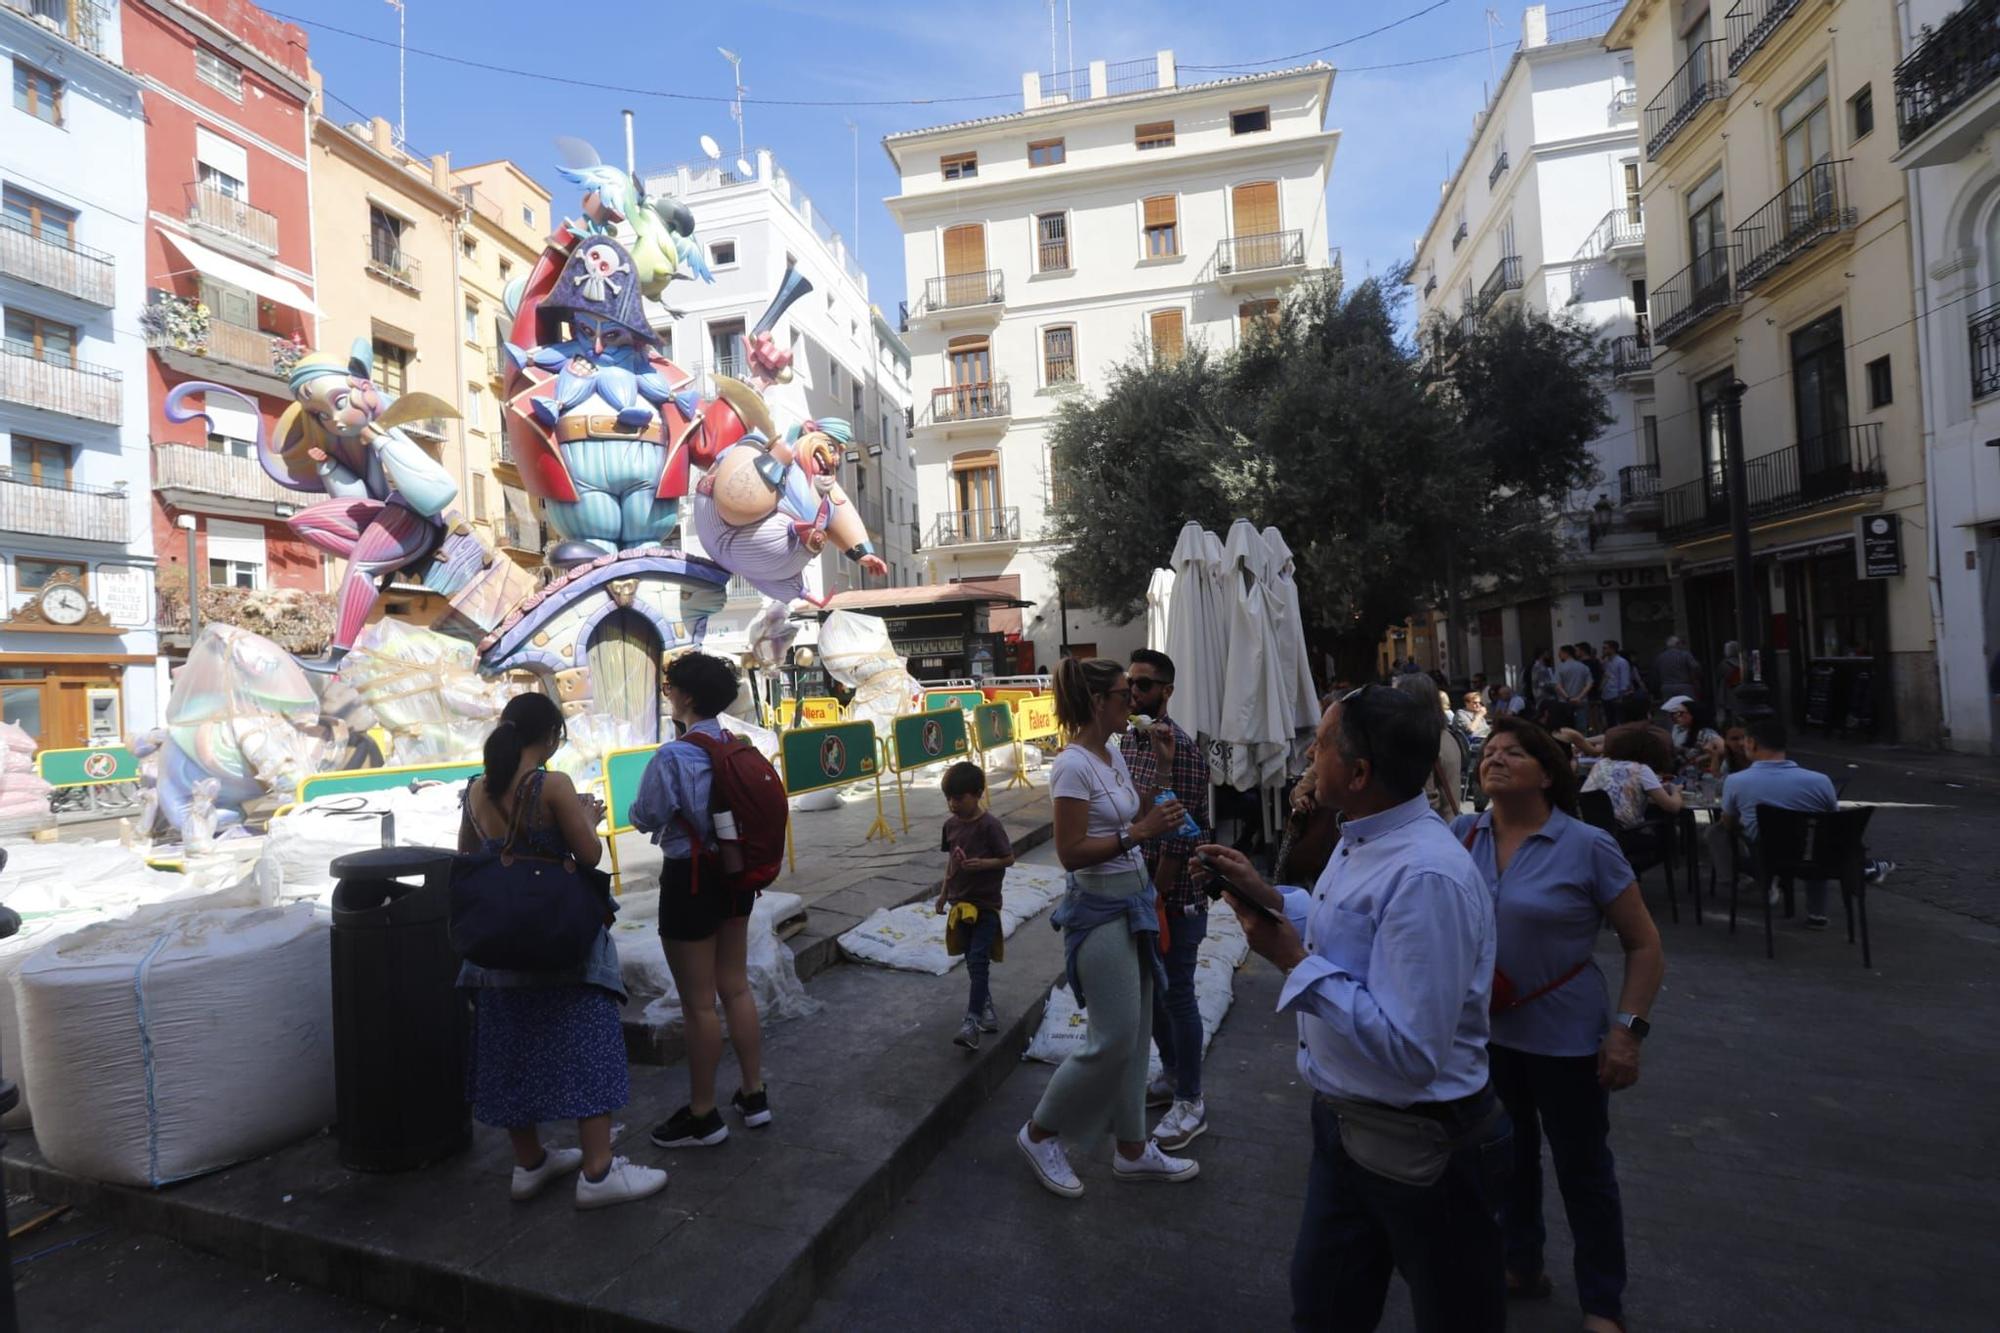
1163 521 1227 742
1216 518 1291 791
1145 565 1175 654
1262 526 1322 756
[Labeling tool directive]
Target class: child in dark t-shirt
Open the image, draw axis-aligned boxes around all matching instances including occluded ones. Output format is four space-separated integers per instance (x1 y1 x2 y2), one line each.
933 761 1015 1051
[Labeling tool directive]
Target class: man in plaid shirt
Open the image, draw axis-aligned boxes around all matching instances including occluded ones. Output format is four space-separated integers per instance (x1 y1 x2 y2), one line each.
1117 648 1212 1151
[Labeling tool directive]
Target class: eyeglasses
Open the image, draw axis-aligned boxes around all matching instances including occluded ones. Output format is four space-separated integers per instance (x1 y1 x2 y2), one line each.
1102 686 1133 701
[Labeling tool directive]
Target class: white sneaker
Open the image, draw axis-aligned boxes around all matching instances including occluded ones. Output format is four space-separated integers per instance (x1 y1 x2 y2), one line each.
1113 1139 1200 1183
1015 1122 1083 1198
1144 1072 1175 1109
1864 859 1896 885
1152 1098 1208 1152
574 1156 669 1210
510 1146 583 1201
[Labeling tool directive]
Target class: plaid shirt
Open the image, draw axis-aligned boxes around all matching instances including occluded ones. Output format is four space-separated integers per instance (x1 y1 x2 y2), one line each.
1117 716 1210 913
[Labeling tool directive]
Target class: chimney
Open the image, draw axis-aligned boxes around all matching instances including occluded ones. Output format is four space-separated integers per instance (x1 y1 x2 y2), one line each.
1523 5 1549 48
370 117 393 153
430 153 451 192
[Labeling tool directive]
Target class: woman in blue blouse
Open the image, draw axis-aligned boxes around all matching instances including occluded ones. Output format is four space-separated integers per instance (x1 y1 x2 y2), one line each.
1456 716 1665 1333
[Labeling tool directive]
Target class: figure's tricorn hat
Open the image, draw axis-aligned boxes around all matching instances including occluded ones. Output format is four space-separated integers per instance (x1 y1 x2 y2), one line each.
536 235 659 346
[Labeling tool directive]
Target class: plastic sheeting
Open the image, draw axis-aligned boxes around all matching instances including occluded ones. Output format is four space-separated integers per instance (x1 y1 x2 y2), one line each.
818 610 922 739
334 619 510 765
1023 907 1250 1076
0 720 50 824
611 889 819 1031
835 863 1067 975
258 784 468 905
17 902 335 1187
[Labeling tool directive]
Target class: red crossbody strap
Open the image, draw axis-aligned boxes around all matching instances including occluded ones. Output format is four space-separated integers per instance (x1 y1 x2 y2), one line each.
1462 818 1591 1013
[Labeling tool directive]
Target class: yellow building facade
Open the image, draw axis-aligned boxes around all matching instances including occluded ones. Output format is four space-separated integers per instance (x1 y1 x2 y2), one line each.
1608 0 1937 741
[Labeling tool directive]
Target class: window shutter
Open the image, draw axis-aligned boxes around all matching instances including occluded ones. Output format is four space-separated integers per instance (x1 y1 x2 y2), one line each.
1143 195 1177 228
1150 310 1184 362
195 127 250 190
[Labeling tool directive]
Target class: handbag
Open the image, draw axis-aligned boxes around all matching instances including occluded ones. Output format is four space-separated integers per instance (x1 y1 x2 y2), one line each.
450 772 612 971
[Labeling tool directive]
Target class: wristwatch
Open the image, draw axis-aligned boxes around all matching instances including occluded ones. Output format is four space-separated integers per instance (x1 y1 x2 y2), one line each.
1115 829 1136 854
1614 1012 1650 1041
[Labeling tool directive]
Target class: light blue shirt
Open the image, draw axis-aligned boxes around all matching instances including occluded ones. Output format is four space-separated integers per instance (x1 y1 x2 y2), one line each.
628 718 722 859
1601 654 1634 700
1721 757 1836 843
1275 794 1496 1107
1452 808 1635 1058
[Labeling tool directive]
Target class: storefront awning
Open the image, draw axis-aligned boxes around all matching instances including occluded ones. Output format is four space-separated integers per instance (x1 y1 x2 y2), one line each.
161 230 323 316
807 578 1032 616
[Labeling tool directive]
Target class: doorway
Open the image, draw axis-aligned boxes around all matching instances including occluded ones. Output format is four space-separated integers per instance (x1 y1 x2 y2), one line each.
587 610 664 741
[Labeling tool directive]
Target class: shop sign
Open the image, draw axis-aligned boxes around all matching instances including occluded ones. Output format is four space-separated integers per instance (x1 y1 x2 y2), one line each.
1858 515 1903 579
93 565 150 628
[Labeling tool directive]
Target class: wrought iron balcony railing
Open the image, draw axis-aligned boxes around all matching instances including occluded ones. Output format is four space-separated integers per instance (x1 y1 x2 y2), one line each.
1619 463 1661 506
1645 39 1729 159
1652 246 1736 344
1610 331 1653 377
912 270 1003 319
929 506 1020 548
0 215 113 306
0 338 121 423
1608 86 1639 122
1211 230 1306 276
185 182 279 254
1477 255 1523 313
1423 273 1438 298
1732 159 1854 289
364 234 422 290
1575 207 1644 269
1451 220 1468 251
1488 152 1510 188
1 0 111 59
925 381 1011 427
1970 298 2000 398
1724 0 1804 73
1660 423 1886 538
1894 0 2000 147
152 442 293 506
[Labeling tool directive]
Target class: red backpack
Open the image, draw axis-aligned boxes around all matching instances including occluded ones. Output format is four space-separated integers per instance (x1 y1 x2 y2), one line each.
677 730 788 894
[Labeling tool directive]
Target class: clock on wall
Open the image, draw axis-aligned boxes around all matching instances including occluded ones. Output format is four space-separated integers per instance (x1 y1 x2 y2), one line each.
0 569 117 634
38 581 89 626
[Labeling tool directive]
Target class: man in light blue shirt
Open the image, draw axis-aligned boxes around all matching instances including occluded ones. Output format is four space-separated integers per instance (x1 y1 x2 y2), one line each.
1599 639 1635 708
1719 718 1842 925
1199 685 1505 1333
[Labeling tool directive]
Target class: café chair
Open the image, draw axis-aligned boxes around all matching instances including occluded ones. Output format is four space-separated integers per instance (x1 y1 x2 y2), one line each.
1732 805 1877 966
1578 789 1686 924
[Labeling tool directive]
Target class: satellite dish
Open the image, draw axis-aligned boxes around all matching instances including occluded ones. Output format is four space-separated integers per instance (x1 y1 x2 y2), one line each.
699 134 722 160
736 158 755 179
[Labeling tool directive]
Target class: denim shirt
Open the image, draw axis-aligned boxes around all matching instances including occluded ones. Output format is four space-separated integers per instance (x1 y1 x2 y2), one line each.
1049 869 1168 1008
629 718 723 859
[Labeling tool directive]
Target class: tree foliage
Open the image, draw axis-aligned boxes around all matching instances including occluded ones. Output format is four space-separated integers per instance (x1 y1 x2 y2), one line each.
1043 270 1613 675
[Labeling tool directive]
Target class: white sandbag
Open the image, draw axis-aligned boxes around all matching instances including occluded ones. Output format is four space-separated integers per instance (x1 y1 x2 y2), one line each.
611 891 819 1032
836 863 1067 974
0 911 113 1129
17 903 335 1187
790 787 845 813
258 784 467 904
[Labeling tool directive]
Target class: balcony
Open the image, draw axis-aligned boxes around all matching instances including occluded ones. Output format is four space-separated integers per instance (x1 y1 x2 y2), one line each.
364 235 422 292
1894 0 2000 164
919 382 1012 437
1610 330 1653 378
153 442 297 517
184 183 280 257
1608 86 1638 123
484 343 503 381
1450 221 1468 252
1969 299 2000 398
404 416 451 445
1660 423 1886 539
1574 207 1645 272
144 296 295 394
0 218 114 306
0 340 120 424
1732 159 1854 289
1205 230 1308 292
928 507 1020 550
1476 255 1523 314
1488 152 1510 188
905 270 1003 327
1423 273 1438 299
1651 246 1736 345
0 470 127 542
1 0 112 60
501 515 542 554
1619 463 1661 508
1724 0 1804 74
1645 39 1729 160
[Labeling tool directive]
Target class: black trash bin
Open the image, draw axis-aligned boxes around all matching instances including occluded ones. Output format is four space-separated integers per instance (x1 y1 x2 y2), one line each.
329 846 470 1172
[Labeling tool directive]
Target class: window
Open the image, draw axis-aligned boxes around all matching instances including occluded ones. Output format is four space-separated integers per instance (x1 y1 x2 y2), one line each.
709 239 737 267
369 206 406 267
197 159 245 200
1028 139 1066 168
208 559 257 589
498 257 513 283
1239 299 1280 340
466 384 484 431
17 558 84 593
1135 120 1175 151
4 310 76 365
1696 370 1733 484
194 47 243 100
199 398 258 456
709 318 745 374
1230 106 1270 135
464 300 480 343
522 204 537 230
852 382 864 417
1866 355 1892 408
371 339 410 396
1642 414 1659 467
941 152 978 180
1143 195 1179 258
461 234 477 259
1791 311 1849 475
13 61 62 127
1687 166 1727 295
471 473 489 522
1779 70 1832 184
207 519 266 590
1041 325 1077 385
951 450 1001 516
1850 85 1874 140
2 187 74 246
9 438 71 487
1149 309 1185 365
1048 443 1074 510
1035 211 1069 271
1623 161 1642 224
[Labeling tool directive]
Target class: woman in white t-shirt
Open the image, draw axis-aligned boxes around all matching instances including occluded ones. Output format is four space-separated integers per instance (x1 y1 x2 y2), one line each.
1016 656 1197 1199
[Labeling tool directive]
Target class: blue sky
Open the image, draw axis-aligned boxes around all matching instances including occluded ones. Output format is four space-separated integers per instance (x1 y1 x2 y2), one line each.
277 0 1515 308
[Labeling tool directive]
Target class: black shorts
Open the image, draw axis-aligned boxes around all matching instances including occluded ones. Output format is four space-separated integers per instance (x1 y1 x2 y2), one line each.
658 857 755 942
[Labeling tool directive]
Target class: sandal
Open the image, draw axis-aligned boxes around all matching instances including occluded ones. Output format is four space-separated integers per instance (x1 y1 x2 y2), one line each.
1506 1271 1553 1300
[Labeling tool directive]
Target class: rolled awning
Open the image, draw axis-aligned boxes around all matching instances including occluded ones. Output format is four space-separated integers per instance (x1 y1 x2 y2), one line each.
160 230 323 316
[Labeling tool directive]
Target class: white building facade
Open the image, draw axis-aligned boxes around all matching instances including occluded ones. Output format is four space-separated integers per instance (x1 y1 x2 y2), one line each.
0 0 161 750
641 150 916 650
1412 3 1670 686
1896 0 2000 753
885 52 1338 671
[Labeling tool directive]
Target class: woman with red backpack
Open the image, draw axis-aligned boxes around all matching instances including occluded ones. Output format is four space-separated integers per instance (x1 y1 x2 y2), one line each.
631 652 785 1150
1453 716 1665 1333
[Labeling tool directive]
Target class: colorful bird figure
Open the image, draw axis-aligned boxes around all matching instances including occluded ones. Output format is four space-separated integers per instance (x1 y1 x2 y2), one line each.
553 137 713 300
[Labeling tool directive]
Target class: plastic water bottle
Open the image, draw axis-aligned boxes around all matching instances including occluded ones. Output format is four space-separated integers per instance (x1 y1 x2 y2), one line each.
1154 789 1201 840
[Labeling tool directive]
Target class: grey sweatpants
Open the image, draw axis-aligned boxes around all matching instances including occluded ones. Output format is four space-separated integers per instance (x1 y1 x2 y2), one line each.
1033 894 1156 1145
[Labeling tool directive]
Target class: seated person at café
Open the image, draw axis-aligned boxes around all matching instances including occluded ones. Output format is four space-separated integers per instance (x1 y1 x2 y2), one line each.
1582 727 1685 830
1664 696 1724 769
1454 689 1492 738
1707 721 1752 778
1557 696 1671 766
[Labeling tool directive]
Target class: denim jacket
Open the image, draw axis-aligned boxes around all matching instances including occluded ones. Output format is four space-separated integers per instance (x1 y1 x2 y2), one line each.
1050 869 1167 1009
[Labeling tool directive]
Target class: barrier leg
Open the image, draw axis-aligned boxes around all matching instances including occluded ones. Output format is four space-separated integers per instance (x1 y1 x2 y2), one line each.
896 766 909 836
1006 739 1033 789
601 776 623 893
786 816 797 873
865 768 894 844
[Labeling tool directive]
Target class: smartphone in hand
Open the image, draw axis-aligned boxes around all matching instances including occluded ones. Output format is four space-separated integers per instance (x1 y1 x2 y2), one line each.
1196 850 1282 924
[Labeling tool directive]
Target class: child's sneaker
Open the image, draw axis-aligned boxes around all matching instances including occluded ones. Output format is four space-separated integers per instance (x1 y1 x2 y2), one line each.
649 1105 728 1149
574 1156 668 1210
1152 1098 1207 1151
731 1086 772 1128
1864 858 1896 884
953 1016 981 1050
510 1146 583 1201
978 1000 1000 1033
1113 1139 1200 1183
1015 1122 1083 1198
1145 1071 1175 1109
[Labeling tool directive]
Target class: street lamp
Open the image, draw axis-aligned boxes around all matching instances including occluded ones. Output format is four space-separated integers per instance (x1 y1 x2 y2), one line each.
175 513 199 645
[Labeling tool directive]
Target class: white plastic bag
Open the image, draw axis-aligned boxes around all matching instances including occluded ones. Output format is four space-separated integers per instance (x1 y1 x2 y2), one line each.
836 863 1066 974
